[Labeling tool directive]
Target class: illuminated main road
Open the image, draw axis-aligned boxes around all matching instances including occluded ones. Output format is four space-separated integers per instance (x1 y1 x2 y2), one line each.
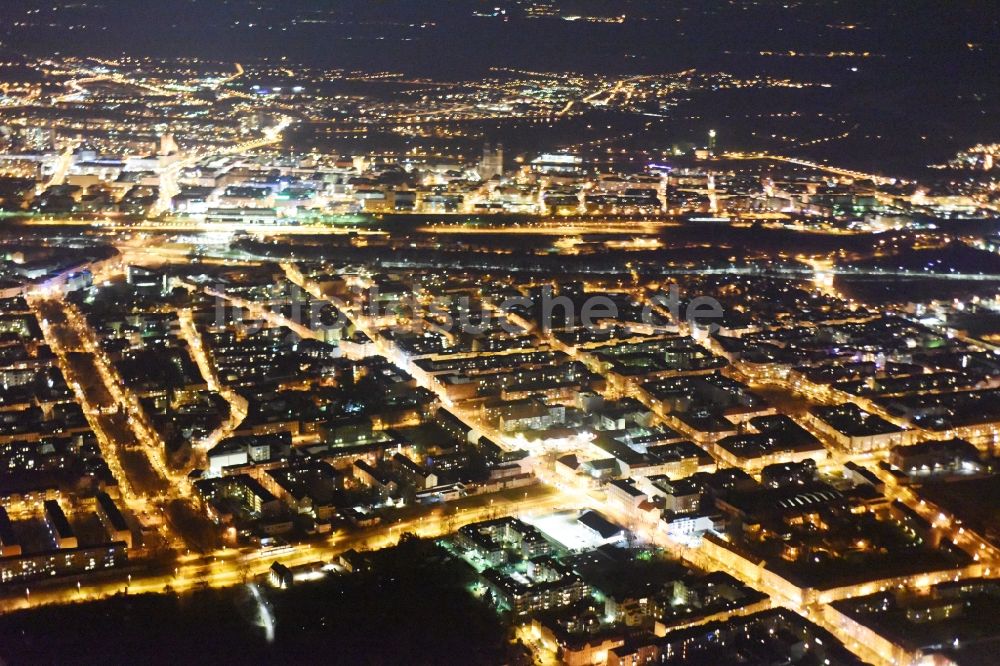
723 150 907 186
0 484 566 613
31 296 139 502
31 297 190 499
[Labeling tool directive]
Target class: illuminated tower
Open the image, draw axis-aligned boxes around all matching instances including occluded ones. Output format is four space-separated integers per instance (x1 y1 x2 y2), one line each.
159 132 179 156
478 143 504 181
658 169 669 213
708 129 717 156
708 172 718 213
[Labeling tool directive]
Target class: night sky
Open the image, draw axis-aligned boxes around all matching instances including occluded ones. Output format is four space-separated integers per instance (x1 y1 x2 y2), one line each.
0 1 996 78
